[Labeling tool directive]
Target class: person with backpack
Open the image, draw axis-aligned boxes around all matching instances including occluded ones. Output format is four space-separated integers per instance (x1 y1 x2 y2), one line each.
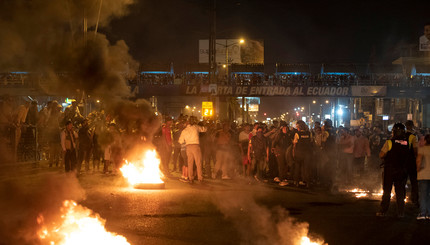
377 123 410 218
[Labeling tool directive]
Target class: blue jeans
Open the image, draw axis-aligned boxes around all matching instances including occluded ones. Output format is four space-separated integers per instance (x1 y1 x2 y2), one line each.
418 180 430 216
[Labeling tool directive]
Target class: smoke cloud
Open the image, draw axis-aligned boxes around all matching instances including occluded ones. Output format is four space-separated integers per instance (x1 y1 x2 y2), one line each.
213 188 324 245
0 0 138 100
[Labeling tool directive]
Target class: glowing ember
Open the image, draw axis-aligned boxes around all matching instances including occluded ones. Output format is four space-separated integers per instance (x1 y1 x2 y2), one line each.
37 200 130 245
300 236 325 245
346 188 369 198
120 149 164 186
354 193 368 198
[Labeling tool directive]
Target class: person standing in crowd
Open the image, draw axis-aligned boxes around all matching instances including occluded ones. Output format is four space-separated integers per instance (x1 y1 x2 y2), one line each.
159 118 173 176
405 120 419 205
369 126 386 170
78 119 92 173
178 116 207 183
26 101 38 126
61 120 78 173
229 121 242 177
248 126 269 182
213 122 232 179
171 121 183 173
272 124 292 186
377 123 409 217
338 128 355 184
92 126 102 172
14 101 30 158
110 124 123 174
239 123 251 177
313 125 327 184
202 122 216 178
292 120 312 187
352 129 370 178
249 122 259 138
103 123 117 174
47 103 62 167
416 134 430 220
321 119 336 188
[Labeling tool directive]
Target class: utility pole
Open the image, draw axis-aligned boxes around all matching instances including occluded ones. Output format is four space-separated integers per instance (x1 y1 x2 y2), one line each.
209 0 216 84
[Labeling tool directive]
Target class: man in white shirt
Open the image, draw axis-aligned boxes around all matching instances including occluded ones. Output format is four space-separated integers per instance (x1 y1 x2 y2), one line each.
178 117 207 183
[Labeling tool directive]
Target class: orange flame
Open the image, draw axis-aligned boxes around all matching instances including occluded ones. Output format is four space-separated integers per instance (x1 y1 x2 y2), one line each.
300 236 326 245
37 200 130 245
120 149 164 186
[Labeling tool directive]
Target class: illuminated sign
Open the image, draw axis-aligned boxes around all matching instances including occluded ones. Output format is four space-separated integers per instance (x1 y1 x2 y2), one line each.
202 101 213 117
248 104 259 112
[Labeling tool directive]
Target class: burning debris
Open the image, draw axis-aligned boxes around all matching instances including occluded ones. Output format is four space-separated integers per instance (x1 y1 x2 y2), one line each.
120 149 165 189
342 187 405 202
300 236 325 245
37 200 130 245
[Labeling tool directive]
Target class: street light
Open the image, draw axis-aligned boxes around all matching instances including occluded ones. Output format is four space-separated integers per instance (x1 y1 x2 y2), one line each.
216 38 245 83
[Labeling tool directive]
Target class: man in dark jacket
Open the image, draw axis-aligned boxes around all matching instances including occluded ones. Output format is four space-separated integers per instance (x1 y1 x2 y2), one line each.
272 124 292 186
78 119 92 173
248 126 269 181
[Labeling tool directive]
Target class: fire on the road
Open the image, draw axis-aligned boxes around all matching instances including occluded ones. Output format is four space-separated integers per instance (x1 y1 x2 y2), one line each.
37 200 130 245
120 149 164 187
346 188 370 198
300 236 326 245
346 188 406 202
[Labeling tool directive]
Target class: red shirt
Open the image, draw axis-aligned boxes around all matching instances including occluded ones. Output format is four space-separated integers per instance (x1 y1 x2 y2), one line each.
162 125 172 146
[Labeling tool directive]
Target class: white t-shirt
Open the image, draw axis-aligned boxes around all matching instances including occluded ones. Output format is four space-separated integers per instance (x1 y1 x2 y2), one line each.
417 145 430 180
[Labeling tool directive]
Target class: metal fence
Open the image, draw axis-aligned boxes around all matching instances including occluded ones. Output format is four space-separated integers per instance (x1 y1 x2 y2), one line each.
1 125 40 164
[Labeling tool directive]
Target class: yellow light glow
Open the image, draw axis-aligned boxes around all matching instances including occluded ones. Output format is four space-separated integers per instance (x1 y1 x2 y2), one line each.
120 149 164 186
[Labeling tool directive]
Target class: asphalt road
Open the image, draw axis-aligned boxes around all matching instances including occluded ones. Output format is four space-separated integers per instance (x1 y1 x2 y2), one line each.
1 163 430 245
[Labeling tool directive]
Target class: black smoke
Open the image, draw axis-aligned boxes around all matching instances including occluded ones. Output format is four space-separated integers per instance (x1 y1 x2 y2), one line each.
0 0 138 100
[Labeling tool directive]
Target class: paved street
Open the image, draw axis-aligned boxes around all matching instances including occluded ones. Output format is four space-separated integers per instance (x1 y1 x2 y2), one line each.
1 163 430 245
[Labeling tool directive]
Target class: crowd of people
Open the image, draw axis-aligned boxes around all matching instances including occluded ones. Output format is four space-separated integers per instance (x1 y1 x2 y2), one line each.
1 95 430 219
2 71 430 88
135 72 430 87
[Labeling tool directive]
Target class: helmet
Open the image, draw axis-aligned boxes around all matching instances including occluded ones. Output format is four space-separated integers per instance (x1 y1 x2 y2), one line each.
392 122 405 138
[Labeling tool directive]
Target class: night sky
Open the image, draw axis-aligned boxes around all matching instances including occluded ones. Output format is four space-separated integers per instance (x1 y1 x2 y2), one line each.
105 0 430 67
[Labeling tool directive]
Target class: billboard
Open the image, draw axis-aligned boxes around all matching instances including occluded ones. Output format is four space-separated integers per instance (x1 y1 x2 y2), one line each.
199 39 264 64
419 24 430 51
